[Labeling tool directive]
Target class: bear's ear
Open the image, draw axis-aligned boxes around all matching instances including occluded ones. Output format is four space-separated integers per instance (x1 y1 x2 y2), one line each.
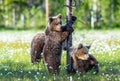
70 47 74 52
49 17 53 23
78 43 83 49
57 14 62 19
86 46 91 49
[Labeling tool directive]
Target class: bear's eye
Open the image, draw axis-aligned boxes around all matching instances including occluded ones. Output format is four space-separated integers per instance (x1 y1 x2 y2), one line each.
83 52 87 54
60 21 62 24
56 23 59 25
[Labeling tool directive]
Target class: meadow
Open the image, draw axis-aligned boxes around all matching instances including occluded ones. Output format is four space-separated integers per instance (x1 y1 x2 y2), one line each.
0 29 120 81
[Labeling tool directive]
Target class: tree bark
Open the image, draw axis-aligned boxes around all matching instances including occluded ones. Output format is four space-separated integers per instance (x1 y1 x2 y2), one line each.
66 0 73 74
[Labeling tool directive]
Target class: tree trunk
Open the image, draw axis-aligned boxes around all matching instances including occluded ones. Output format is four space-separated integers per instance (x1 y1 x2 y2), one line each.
0 0 3 4
91 0 97 29
12 8 16 27
96 6 101 28
20 14 25 28
45 0 49 22
66 0 73 74
91 10 94 29
28 0 33 18
109 0 114 27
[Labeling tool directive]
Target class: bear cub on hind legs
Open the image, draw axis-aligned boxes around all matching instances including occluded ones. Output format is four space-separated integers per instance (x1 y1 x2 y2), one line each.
43 14 75 74
30 15 77 64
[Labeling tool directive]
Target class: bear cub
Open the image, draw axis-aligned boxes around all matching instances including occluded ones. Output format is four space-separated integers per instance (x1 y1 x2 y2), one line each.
30 15 77 64
70 43 99 74
43 14 74 74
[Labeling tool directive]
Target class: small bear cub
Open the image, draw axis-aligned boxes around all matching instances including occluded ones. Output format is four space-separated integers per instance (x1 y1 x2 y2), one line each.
70 43 99 74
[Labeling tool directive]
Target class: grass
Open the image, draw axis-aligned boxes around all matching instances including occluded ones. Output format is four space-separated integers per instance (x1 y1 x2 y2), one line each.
0 29 120 81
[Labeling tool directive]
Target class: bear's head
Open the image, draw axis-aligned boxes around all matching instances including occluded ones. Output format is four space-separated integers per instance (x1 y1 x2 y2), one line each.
71 43 90 60
48 14 62 32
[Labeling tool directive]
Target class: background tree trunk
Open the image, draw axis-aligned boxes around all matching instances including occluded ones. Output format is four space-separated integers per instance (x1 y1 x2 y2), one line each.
20 14 25 28
91 10 94 29
109 0 114 27
12 8 16 27
28 0 33 18
45 0 49 22
96 5 101 28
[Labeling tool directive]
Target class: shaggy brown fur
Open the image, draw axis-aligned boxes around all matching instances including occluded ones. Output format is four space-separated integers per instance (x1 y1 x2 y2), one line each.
30 15 77 64
70 43 99 74
30 33 45 63
80 54 99 74
43 14 74 74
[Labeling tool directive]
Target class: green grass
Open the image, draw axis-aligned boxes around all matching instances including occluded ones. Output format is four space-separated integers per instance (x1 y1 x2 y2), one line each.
0 29 120 81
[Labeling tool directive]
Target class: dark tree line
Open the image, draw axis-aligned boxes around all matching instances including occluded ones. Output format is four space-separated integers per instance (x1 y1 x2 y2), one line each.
0 0 120 29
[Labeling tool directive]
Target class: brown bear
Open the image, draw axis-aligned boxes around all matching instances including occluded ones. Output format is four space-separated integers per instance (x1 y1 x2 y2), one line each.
30 15 77 64
30 33 45 63
43 14 74 74
70 43 99 74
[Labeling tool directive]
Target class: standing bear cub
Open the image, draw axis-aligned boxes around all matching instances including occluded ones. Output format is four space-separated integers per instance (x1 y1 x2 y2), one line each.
70 43 99 74
30 15 76 64
43 14 74 74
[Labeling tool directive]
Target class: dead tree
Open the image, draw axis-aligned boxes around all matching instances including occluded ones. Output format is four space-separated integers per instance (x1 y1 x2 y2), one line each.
66 0 73 74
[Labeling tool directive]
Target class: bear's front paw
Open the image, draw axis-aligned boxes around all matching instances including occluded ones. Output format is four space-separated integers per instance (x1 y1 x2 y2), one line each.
67 27 74 34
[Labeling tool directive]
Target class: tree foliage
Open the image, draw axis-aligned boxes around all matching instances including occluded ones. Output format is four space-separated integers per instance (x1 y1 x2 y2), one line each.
0 0 120 29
